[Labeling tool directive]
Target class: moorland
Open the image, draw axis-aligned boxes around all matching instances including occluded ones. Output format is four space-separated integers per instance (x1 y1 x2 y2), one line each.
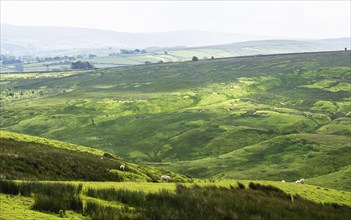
1 50 350 186
0 50 350 219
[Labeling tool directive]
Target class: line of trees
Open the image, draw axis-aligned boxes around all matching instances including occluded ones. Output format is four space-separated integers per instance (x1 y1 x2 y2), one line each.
120 49 147 55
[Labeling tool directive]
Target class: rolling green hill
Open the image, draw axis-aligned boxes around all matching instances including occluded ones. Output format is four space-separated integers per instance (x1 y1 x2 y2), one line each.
1 51 350 190
164 133 351 190
0 130 188 182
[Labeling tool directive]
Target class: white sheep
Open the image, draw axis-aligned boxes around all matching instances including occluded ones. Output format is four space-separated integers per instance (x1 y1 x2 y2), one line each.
160 175 171 181
295 179 305 184
120 164 125 171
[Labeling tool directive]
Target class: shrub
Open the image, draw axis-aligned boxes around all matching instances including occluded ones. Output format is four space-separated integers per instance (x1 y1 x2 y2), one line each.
59 209 65 218
237 182 245 189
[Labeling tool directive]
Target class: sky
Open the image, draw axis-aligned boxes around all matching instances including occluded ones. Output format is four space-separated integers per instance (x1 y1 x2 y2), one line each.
1 0 350 39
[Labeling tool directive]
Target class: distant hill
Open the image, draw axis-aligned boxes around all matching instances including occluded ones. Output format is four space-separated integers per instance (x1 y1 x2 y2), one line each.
2 24 349 58
197 39 350 53
0 24 268 56
159 39 350 62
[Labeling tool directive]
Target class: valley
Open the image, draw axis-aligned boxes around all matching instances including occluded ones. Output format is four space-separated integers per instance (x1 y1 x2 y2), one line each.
1 1 350 219
1 51 350 190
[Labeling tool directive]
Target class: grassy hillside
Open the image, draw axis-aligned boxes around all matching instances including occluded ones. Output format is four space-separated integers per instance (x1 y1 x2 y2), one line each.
164 134 350 188
1 51 350 189
307 165 351 191
0 130 188 182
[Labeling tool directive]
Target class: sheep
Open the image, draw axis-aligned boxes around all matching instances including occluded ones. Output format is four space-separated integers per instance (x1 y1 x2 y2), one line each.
295 179 305 184
281 180 286 183
160 175 171 181
120 164 125 171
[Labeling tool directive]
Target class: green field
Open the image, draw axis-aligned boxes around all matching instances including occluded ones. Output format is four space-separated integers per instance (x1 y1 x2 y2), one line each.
1 51 350 190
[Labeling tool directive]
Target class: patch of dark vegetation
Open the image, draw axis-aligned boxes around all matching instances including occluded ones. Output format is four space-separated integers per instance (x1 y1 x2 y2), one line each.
83 201 140 220
103 152 115 159
71 61 95 70
0 180 19 195
0 180 82 213
0 137 188 182
85 184 351 220
237 181 245 189
248 182 284 193
0 138 125 181
86 187 146 207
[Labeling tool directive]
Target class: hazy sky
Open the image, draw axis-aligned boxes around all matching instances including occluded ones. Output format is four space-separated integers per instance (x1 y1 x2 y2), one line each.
1 0 350 38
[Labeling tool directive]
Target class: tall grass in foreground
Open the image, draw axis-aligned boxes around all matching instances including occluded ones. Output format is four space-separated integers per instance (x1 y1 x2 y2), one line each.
0 180 19 195
86 187 145 206
1 180 350 219
0 180 82 213
85 183 351 220
84 201 139 220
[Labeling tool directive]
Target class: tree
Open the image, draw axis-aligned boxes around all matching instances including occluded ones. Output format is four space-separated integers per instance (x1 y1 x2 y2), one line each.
192 56 199 61
71 61 95 70
14 63 24 72
89 54 97 59
133 49 141 54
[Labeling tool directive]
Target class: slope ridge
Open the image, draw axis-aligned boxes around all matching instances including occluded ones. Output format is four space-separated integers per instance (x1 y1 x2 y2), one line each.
0 130 188 182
